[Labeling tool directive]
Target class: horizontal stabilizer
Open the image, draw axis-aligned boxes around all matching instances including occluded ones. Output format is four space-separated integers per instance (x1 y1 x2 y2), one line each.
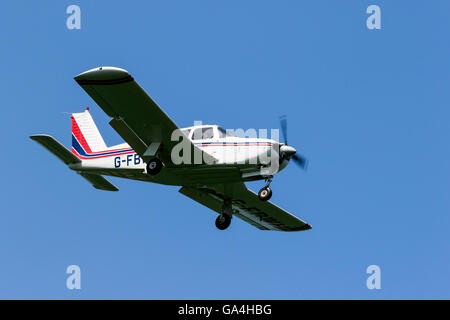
31 134 118 191
78 173 119 191
30 134 80 165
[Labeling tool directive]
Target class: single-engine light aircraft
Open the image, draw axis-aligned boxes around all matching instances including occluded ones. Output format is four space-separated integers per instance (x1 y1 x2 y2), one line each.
30 67 311 232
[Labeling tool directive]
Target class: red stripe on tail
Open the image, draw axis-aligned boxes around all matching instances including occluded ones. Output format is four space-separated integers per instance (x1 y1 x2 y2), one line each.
71 116 92 153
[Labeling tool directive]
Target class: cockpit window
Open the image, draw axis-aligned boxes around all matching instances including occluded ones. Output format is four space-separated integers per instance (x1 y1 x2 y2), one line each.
191 128 202 140
218 127 237 138
202 127 214 140
192 127 215 140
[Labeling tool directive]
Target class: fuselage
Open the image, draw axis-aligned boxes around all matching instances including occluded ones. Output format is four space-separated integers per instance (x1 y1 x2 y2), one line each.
70 124 289 186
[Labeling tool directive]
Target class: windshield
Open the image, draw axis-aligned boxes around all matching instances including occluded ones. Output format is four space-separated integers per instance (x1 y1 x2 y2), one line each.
181 129 191 137
192 127 215 140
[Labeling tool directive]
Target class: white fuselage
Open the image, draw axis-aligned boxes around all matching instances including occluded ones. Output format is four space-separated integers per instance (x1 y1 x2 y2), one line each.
71 125 287 181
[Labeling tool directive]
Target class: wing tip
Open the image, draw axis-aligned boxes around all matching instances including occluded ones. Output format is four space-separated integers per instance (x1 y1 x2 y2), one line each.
30 134 52 140
291 223 312 232
74 66 133 85
93 185 119 192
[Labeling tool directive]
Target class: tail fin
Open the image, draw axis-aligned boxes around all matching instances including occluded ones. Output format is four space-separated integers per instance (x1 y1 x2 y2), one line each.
71 107 108 156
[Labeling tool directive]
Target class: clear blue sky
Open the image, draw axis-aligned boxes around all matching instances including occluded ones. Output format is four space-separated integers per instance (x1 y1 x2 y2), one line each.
1 1 449 299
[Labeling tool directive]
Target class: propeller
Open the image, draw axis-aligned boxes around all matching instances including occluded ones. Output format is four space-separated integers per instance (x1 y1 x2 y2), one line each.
280 115 289 145
279 115 308 170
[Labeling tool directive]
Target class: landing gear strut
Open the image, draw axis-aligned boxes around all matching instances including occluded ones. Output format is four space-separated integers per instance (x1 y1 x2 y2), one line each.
146 158 163 176
215 199 233 230
258 177 273 202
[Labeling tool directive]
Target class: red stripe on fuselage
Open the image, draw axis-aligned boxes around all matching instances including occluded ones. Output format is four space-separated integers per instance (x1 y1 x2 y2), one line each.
197 144 272 147
72 148 136 160
78 145 134 155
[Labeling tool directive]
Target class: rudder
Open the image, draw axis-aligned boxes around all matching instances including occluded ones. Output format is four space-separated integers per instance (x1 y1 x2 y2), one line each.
71 107 107 155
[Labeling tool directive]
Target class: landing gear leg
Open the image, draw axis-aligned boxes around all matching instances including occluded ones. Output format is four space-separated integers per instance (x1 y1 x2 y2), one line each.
258 177 273 202
215 199 233 230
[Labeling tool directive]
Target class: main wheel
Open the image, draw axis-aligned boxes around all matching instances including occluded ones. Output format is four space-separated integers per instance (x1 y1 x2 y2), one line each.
258 186 272 202
146 158 163 176
215 214 232 230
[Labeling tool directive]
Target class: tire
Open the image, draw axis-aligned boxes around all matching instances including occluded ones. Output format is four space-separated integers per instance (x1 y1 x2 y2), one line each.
146 158 163 176
258 187 272 202
215 214 232 230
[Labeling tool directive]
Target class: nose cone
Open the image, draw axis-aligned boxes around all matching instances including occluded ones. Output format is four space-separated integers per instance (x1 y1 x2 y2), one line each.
280 145 297 157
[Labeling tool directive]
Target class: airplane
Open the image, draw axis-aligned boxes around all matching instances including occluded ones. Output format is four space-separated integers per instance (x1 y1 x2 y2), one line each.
30 66 311 232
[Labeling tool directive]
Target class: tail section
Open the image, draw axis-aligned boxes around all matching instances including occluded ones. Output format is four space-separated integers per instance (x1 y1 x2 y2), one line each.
71 107 108 156
71 107 135 160
30 107 132 192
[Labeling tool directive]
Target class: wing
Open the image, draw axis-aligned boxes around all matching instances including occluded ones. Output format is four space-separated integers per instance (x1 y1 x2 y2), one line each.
179 183 311 231
74 66 213 165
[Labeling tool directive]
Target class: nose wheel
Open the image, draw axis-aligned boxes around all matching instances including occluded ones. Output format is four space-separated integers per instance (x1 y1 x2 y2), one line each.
258 186 272 201
258 177 273 202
